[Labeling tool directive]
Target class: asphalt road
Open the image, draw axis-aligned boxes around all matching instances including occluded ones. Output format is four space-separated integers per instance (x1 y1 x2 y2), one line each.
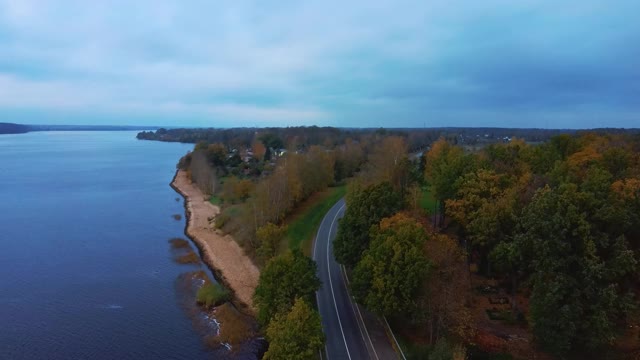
314 198 397 360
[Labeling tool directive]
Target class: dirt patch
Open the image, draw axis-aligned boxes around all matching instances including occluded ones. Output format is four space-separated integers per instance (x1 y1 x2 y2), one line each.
172 170 260 314
213 303 254 346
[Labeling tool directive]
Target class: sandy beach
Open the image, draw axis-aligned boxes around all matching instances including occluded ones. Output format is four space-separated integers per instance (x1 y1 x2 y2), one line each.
171 170 259 313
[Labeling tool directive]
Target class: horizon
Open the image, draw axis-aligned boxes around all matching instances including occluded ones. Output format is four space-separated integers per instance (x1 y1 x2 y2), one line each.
1 1 639 128
6 122 640 131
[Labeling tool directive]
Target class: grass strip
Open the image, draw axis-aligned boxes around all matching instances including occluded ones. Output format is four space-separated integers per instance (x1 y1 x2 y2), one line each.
286 185 346 252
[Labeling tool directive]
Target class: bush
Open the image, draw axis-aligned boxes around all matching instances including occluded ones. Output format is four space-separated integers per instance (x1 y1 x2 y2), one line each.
197 283 231 308
215 212 229 229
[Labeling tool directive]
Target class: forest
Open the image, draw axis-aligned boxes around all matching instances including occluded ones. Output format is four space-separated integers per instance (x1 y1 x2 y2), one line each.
335 132 640 359
142 126 640 359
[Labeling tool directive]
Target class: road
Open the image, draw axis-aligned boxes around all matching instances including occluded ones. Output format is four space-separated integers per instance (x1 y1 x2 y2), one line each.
313 198 398 360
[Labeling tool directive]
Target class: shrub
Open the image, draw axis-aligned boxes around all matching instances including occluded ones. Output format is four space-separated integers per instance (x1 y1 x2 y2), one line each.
196 283 231 308
215 212 229 229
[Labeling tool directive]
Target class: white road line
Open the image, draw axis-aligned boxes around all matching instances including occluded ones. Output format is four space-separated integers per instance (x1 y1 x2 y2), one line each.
383 317 407 360
327 203 351 360
340 268 368 350
341 265 379 360
314 203 332 360
312 203 328 259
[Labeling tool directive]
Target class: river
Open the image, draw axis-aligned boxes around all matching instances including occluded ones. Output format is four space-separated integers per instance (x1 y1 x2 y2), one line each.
0 131 256 359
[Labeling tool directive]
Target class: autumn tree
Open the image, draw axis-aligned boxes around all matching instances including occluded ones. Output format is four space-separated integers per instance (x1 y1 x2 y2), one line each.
483 138 524 166
334 138 365 181
263 298 324 360
333 181 404 267
188 150 217 195
206 143 227 167
419 233 473 343
304 145 335 195
351 213 429 316
221 176 253 204
610 178 640 249
256 222 287 263
366 136 411 192
252 140 266 161
253 249 321 326
445 169 518 275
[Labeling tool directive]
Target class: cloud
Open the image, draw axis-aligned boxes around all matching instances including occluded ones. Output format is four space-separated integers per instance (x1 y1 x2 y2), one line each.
0 0 638 127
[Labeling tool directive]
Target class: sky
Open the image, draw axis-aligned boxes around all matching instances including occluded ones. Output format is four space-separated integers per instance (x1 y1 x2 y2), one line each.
0 0 638 129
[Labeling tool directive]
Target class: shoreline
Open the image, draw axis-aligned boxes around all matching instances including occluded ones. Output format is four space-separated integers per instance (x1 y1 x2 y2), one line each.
170 170 259 315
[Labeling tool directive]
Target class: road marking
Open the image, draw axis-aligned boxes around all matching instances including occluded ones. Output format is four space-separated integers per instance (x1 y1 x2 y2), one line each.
312 203 327 259
383 317 407 360
341 265 379 360
327 203 352 360
314 202 332 360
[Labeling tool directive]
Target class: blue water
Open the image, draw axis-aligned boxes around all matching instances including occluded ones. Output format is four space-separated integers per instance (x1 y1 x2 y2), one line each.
0 131 225 359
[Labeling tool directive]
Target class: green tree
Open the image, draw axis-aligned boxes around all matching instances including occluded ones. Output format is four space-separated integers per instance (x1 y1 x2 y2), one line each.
259 133 285 150
206 143 227 167
263 298 325 360
253 249 321 326
333 181 404 267
351 213 429 316
517 184 636 355
424 138 475 226
446 169 518 275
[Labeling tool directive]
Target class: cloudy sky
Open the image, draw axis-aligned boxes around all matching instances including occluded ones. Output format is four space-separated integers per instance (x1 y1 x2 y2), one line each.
0 0 638 128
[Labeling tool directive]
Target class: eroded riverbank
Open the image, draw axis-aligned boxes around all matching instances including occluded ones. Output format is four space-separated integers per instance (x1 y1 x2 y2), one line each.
171 170 260 314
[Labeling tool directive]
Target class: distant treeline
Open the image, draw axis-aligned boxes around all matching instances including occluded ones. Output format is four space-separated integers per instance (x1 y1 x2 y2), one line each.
0 123 30 134
136 126 621 151
29 124 159 131
0 122 158 135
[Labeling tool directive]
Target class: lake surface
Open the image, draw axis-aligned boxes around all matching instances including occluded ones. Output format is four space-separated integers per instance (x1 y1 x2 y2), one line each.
0 131 238 359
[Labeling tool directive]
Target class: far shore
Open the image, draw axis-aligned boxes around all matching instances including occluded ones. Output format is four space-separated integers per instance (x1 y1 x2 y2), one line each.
171 170 259 314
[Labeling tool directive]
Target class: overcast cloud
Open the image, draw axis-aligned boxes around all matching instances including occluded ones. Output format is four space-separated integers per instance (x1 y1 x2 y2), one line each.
0 0 638 128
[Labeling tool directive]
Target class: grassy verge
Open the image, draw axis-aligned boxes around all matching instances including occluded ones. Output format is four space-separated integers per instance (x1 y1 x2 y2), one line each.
419 185 436 215
284 185 346 255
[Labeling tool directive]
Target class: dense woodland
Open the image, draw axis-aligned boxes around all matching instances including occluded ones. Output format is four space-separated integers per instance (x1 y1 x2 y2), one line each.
142 127 640 359
335 132 640 359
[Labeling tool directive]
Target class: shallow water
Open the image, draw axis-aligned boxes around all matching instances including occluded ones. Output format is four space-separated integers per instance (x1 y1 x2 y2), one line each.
0 131 257 359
